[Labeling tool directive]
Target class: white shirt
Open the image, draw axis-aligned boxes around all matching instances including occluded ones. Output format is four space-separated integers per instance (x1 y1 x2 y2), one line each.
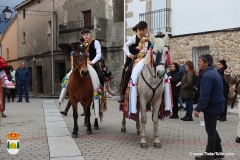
91 40 101 64
123 33 154 57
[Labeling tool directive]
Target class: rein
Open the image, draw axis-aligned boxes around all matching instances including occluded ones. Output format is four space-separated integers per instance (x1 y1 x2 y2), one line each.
72 62 87 72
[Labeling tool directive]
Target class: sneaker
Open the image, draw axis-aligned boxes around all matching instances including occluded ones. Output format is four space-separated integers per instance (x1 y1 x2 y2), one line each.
178 106 184 110
17 101 22 103
199 123 205 126
107 92 112 98
80 112 85 116
200 121 204 124
108 89 114 95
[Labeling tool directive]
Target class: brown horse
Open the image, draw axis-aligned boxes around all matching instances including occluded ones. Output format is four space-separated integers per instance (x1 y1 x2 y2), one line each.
68 44 99 138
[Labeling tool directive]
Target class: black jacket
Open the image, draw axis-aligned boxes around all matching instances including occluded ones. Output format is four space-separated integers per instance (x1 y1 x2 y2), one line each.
167 70 182 97
218 67 229 95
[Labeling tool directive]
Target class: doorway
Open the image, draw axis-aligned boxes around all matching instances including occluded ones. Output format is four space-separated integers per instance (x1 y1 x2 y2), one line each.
36 66 43 93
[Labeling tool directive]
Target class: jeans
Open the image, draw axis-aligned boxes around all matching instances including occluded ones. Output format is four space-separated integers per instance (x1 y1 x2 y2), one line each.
204 112 222 152
18 81 29 101
220 94 228 118
178 96 183 107
185 98 193 114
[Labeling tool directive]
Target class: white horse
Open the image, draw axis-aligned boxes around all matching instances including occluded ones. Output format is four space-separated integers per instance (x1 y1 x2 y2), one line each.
121 38 168 148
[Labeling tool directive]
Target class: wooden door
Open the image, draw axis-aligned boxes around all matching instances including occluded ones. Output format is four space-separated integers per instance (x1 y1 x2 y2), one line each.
84 10 91 28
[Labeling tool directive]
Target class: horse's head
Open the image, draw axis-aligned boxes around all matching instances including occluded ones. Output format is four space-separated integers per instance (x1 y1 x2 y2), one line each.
73 44 89 78
152 38 168 78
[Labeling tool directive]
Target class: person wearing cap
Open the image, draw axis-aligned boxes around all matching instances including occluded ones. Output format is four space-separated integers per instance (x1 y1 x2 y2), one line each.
80 29 104 86
217 59 229 122
118 21 155 103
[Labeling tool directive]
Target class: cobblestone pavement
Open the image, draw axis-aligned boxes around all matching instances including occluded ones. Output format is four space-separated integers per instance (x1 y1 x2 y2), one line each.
58 98 240 160
0 98 49 160
0 97 239 160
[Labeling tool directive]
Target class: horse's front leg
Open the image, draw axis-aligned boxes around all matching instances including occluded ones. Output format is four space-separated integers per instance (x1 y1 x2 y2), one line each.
85 102 92 134
139 98 148 148
72 102 78 138
152 99 162 149
121 115 126 132
136 100 141 135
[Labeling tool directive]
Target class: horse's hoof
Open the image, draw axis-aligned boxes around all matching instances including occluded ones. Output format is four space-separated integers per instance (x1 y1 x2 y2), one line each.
94 127 99 130
72 134 78 138
140 143 148 148
154 143 161 149
87 130 92 134
121 128 126 132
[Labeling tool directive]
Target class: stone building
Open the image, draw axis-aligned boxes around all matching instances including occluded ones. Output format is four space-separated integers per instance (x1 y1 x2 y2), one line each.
0 15 18 70
15 0 67 95
57 0 124 94
14 0 125 96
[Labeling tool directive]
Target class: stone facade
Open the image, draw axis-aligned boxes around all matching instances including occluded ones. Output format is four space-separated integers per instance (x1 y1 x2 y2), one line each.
169 29 240 99
15 0 67 95
58 0 124 95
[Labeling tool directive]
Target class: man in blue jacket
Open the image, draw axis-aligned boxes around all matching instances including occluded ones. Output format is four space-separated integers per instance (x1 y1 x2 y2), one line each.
194 54 224 160
15 62 31 103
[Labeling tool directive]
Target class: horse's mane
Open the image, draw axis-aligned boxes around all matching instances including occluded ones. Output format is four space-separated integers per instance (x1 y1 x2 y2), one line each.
144 38 165 65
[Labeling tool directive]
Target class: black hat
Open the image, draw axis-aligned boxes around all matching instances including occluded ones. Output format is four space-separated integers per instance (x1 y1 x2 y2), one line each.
81 29 90 35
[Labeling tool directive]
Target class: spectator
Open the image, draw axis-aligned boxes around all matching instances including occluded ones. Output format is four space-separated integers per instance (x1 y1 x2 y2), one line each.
194 54 225 159
217 59 229 122
167 63 182 119
178 60 185 110
224 66 240 143
179 61 195 121
6 65 16 103
193 70 201 104
15 62 31 103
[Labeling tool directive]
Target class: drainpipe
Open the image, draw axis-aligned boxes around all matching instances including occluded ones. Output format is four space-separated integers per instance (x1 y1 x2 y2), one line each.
123 0 126 64
51 0 54 95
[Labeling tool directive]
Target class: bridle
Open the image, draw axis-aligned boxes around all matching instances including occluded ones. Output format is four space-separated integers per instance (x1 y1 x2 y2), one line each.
72 51 88 72
140 45 166 104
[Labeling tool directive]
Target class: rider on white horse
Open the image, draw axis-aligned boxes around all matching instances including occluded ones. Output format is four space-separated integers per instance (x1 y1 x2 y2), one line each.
118 21 155 103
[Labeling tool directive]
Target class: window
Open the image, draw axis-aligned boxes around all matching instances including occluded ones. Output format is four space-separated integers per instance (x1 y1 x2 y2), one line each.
23 32 26 44
192 46 210 70
55 60 66 82
23 9 25 19
7 48 9 59
48 21 51 35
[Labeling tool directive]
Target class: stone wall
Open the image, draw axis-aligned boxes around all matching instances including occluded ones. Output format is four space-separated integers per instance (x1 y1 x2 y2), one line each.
169 29 240 100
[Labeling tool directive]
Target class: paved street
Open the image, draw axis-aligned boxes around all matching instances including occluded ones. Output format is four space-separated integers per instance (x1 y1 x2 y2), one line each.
0 97 239 160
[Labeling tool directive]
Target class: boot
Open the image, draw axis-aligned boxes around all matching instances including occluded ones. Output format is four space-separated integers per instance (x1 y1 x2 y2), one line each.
181 113 188 120
118 95 124 103
236 137 240 143
12 98 14 102
183 114 193 121
7 99 10 103
169 114 179 119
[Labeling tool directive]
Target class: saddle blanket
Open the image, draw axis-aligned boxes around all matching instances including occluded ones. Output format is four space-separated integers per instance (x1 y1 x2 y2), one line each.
128 59 172 116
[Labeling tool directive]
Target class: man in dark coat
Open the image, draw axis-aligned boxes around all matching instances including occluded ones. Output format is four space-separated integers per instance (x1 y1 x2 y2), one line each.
194 54 225 160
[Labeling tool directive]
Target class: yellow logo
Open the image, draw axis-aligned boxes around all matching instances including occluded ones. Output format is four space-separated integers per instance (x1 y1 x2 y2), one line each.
7 132 20 155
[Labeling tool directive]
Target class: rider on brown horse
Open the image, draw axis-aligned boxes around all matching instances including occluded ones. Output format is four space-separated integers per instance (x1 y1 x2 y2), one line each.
80 29 104 86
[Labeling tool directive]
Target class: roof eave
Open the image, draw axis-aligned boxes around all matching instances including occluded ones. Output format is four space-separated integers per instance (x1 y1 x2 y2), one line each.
15 0 33 10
